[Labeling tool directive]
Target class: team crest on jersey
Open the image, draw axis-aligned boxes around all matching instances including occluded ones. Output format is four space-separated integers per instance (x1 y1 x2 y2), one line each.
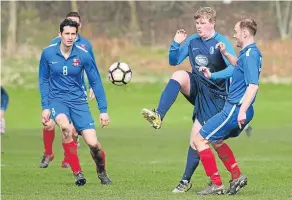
195 54 209 67
80 44 86 50
209 46 214 54
73 58 80 67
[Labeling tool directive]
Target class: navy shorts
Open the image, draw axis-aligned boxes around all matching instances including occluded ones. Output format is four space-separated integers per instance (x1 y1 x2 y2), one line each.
183 72 226 125
1 87 9 111
49 100 95 134
200 101 254 142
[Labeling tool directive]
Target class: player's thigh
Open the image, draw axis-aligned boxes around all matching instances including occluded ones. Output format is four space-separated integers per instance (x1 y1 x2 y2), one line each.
49 101 71 127
70 104 95 134
171 70 191 97
190 119 202 148
224 105 254 140
200 104 239 143
180 72 200 106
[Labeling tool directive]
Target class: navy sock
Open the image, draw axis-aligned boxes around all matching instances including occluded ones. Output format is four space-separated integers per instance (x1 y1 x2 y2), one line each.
157 79 181 118
181 146 200 182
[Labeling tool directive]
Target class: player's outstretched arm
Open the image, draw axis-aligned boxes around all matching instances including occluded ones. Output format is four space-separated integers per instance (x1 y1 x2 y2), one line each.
38 51 50 110
216 42 238 66
169 29 193 66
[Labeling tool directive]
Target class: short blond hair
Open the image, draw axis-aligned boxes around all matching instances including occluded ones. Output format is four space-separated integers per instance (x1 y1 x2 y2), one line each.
194 7 216 23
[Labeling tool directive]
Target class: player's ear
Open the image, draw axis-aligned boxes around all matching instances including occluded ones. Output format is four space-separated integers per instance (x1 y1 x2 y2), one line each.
59 32 62 37
78 22 82 29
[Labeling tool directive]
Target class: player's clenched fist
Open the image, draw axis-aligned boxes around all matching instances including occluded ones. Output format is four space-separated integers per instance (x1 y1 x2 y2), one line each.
174 29 187 44
100 113 110 128
199 67 211 79
215 42 227 55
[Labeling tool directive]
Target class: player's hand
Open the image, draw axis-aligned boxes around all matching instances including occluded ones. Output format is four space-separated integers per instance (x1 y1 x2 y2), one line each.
215 42 227 56
174 29 187 44
100 113 110 128
237 110 246 129
199 67 211 79
41 109 51 126
89 88 95 100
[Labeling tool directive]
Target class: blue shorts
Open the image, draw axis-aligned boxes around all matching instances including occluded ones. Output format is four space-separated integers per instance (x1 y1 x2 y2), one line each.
183 72 227 124
200 101 254 142
49 100 95 133
1 87 9 111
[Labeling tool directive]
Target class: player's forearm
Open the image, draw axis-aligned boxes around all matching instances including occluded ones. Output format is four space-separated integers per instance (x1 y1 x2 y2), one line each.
211 65 234 80
223 52 238 66
169 41 181 65
91 83 107 113
39 81 50 110
240 84 258 112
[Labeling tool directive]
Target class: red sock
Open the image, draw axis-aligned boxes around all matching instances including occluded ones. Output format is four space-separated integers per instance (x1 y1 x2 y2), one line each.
63 152 69 163
62 141 82 174
43 128 55 155
199 148 222 186
216 143 241 179
101 150 106 168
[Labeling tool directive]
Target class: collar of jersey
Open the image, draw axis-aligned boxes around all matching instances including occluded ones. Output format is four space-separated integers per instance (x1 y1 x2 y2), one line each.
55 42 78 58
239 43 256 56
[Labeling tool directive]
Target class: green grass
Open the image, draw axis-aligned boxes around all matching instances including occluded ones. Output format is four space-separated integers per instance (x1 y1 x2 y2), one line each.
2 83 292 200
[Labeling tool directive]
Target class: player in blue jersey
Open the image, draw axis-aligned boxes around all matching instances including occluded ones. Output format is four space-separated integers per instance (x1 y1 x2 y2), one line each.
141 7 237 192
39 19 111 186
1 87 9 134
192 18 262 195
40 12 99 169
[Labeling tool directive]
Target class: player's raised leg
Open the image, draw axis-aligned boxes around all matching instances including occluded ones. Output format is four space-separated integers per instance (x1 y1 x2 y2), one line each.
172 119 201 193
142 70 190 129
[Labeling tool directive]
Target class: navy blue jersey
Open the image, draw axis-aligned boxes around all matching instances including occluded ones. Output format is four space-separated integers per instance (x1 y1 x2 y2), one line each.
169 33 236 94
39 43 107 113
228 43 262 104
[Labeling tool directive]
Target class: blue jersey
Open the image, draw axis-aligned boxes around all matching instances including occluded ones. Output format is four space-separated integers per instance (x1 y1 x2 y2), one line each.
51 34 95 90
227 43 262 104
39 43 107 113
169 33 236 93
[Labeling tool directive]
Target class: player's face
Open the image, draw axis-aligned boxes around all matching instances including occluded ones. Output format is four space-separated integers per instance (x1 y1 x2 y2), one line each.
233 22 243 48
67 16 81 28
59 26 77 48
195 16 215 39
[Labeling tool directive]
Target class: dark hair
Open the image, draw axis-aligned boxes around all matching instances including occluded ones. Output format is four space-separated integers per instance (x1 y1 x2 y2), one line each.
239 18 257 36
66 11 81 21
60 18 79 33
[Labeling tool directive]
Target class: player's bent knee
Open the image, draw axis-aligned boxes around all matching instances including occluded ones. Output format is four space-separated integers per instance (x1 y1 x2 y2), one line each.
211 141 224 150
171 70 189 85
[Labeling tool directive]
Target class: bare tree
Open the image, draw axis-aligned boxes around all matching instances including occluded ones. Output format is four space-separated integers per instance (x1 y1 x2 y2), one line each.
274 0 292 39
71 0 78 12
127 0 141 45
6 0 17 56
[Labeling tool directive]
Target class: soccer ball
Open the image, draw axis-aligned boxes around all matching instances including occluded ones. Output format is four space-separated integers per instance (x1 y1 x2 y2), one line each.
108 62 132 86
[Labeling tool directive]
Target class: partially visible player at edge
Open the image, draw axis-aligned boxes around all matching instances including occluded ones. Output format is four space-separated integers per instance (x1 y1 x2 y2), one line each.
39 19 111 186
193 18 262 195
142 7 250 193
1 87 9 135
40 11 97 169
